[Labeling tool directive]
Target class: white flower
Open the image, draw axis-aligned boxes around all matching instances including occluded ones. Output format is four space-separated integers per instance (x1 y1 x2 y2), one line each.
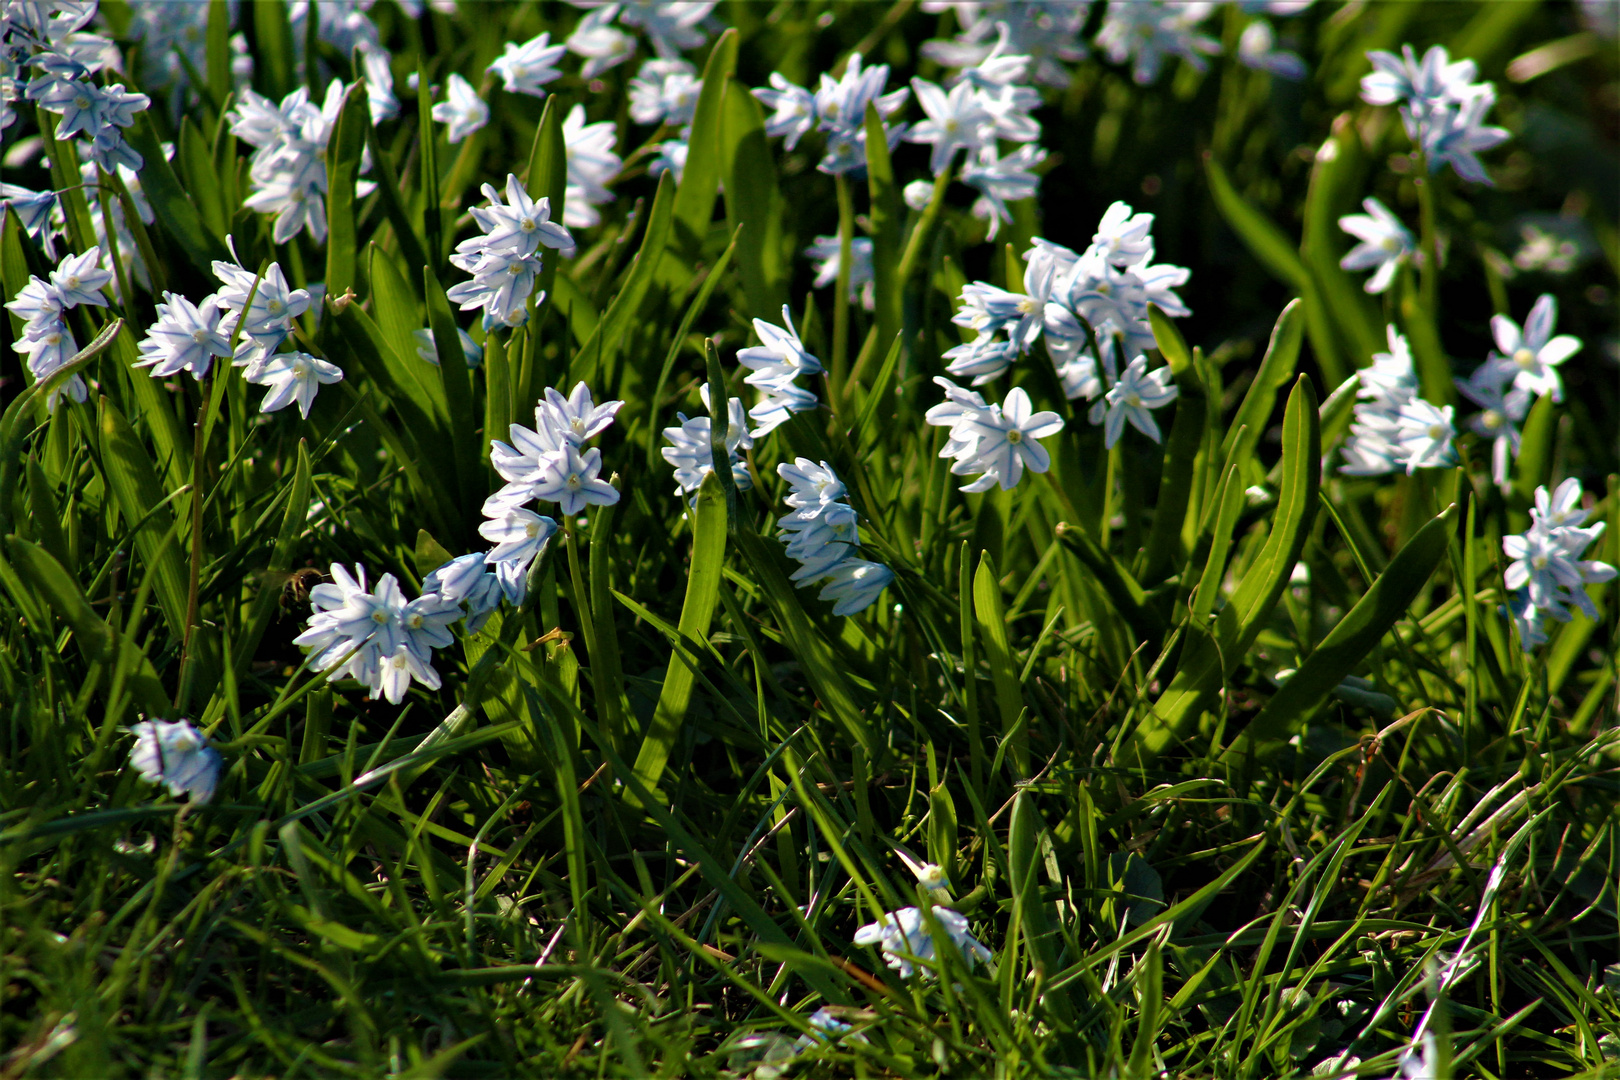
463 174 574 259
955 282 1044 351
753 71 816 149
817 558 895 616
1454 363 1529 491
423 553 505 632
852 906 991 978
616 1 715 59
212 243 312 372
1236 19 1306 79
1098 354 1179 447
567 7 636 79
1419 83 1508 185
920 1 1089 89
432 73 488 143
906 77 996 175
562 104 622 230
628 58 700 126
960 143 1046 239
489 32 567 98
737 305 821 391
479 506 560 569
1482 293 1581 403
46 246 112 308
293 564 454 702
661 386 754 498
529 443 620 516
134 291 232 380
928 383 1064 492
1090 201 1157 269
362 48 399 124
1503 479 1615 625
902 179 935 211
246 350 344 419
804 235 875 309
1390 398 1457 474
1095 0 1222 86
1360 44 1478 111
128 719 222 803
648 138 688 183
414 326 484 367
943 334 1021 386
778 458 847 518
541 381 624 445
1338 197 1413 294
812 52 909 175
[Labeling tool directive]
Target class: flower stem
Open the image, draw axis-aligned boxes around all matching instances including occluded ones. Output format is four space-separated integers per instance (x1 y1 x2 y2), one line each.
176 376 210 715
832 172 855 403
1413 151 1441 318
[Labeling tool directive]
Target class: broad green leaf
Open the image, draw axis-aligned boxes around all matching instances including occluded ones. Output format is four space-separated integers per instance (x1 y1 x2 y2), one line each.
1399 275 1454 407
643 226 738 470
366 244 442 416
719 77 785 319
124 114 227 273
251 0 295 99
1299 115 1381 378
864 103 903 352
1223 299 1304 466
853 332 904 453
1206 158 1308 291
98 396 191 643
671 29 739 259
1054 518 1161 644
323 80 370 301
974 553 1027 776
4 538 170 714
417 71 442 263
423 263 481 528
1148 303 1192 374
178 118 226 238
1141 352 1207 583
205 0 231 106
1126 376 1320 764
1224 503 1457 761
25 459 71 573
629 472 727 799
525 96 567 313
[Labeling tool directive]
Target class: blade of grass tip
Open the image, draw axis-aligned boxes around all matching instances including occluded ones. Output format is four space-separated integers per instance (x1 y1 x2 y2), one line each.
644 226 738 473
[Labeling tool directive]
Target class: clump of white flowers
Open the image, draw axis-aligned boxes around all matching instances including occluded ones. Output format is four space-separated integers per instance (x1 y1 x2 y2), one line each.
4 246 112 409
1501 479 1615 650
852 907 991 979
943 201 1189 443
1337 327 1456 478
294 565 461 704
736 307 821 438
128 718 223 804
775 459 893 617
483 382 623 591
447 174 574 329
754 52 910 177
229 80 374 244
926 378 1064 492
661 384 755 500
8 2 149 171
1360 43 1509 184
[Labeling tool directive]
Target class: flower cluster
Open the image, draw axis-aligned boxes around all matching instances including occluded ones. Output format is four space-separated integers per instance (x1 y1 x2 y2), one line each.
1502 479 1616 649
562 103 622 230
127 718 222 804
627 57 700 182
1339 327 1456 477
1361 44 1509 185
483 382 623 589
944 201 1190 442
661 384 755 499
294 564 460 704
5 2 149 171
447 174 574 329
852 907 991 979
736 307 821 437
922 1 1307 90
775 459 893 617
5 246 111 409
754 52 910 176
230 80 371 244
926 379 1064 492
804 235 876 310
565 1 715 75
208 241 344 418
1338 197 1415 295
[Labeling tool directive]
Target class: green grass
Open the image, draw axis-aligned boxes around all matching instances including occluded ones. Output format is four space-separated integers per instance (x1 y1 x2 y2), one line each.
2 2 1618 1077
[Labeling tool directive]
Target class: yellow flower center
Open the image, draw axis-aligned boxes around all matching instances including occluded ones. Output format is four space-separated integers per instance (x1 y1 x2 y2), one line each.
1513 348 1535 369
1006 429 1023 444
1427 423 1446 440
1481 409 1502 430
